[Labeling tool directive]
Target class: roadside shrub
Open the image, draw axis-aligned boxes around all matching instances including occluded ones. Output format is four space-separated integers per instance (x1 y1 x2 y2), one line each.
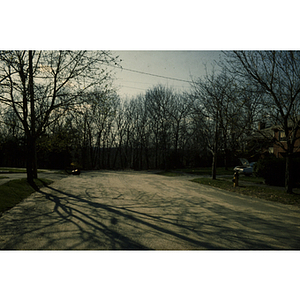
254 156 285 186
292 158 300 187
254 156 300 187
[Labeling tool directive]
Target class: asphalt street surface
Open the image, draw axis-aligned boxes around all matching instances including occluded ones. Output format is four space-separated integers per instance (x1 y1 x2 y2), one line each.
0 170 300 250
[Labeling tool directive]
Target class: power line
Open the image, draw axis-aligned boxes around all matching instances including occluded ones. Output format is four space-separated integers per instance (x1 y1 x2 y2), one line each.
109 64 193 84
121 79 189 89
120 85 146 91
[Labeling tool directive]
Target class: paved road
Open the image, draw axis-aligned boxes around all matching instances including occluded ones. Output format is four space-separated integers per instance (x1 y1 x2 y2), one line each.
0 170 300 250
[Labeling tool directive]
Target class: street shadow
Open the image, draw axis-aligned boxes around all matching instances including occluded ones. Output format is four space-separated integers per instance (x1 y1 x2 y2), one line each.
2 183 299 250
44 186 300 249
42 186 224 250
40 187 152 250
1 188 151 250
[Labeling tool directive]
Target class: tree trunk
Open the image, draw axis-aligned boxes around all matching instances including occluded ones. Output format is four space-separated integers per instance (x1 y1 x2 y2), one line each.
212 117 218 180
26 135 38 187
224 145 228 170
32 137 37 179
27 51 37 184
285 155 293 194
212 153 217 180
26 135 34 184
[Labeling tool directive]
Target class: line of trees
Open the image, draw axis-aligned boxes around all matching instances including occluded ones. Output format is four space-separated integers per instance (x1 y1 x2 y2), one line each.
1 50 300 193
0 81 258 171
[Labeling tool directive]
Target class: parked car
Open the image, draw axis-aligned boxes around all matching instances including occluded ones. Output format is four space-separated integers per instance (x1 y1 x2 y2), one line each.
72 168 81 175
234 158 256 176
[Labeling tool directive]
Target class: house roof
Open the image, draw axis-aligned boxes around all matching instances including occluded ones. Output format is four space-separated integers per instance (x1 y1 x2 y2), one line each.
246 127 274 141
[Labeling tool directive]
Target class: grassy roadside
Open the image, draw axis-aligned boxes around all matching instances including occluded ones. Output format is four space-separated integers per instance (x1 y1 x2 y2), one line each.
157 171 184 177
0 168 47 173
0 178 53 215
157 167 299 206
157 167 234 177
191 177 300 206
177 167 234 176
0 168 27 173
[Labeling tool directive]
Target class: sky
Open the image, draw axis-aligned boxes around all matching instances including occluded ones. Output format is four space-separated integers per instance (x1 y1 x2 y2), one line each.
110 51 223 99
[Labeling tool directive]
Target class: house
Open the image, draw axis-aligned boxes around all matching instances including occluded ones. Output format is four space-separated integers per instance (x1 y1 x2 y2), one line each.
246 120 300 158
245 122 274 157
271 125 300 158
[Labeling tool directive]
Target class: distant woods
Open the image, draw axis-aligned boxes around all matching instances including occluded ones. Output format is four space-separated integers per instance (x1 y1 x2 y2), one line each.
0 81 260 171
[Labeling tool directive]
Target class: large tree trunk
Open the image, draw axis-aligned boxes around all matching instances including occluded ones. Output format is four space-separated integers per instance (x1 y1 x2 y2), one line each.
212 117 218 180
26 51 37 184
285 155 293 194
26 135 38 186
32 138 37 179
212 152 217 180
26 135 34 184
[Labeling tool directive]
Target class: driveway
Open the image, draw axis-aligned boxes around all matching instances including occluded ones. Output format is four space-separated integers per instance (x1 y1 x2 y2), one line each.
0 170 300 250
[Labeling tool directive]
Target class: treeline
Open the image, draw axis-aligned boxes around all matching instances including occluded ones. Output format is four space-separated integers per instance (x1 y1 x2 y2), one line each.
0 82 258 171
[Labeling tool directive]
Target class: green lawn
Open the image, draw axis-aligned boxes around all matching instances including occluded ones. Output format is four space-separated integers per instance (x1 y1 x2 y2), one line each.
177 167 234 176
238 175 265 184
158 167 234 177
0 178 53 215
191 177 300 206
0 168 27 173
157 167 299 206
157 171 184 177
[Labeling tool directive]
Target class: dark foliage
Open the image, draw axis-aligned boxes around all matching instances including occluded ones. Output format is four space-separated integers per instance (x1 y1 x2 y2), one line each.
0 138 26 168
254 156 300 187
254 156 285 186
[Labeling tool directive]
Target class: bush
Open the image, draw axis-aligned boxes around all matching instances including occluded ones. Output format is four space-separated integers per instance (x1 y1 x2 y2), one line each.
292 158 300 187
254 156 286 186
254 156 300 187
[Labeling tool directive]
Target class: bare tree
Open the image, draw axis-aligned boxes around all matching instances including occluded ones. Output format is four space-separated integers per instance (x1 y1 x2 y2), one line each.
0 50 119 184
146 85 187 169
191 68 254 178
225 51 300 193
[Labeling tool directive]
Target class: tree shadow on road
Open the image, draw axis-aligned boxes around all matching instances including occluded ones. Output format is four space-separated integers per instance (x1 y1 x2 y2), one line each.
39 186 223 250
40 187 152 250
2 183 299 250
0 188 150 250
41 186 299 250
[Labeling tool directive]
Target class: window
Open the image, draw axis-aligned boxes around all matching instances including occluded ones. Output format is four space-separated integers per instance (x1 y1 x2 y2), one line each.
268 147 274 154
279 131 287 141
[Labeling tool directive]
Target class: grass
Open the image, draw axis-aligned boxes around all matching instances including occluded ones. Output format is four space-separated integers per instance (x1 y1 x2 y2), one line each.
157 171 184 177
191 177 300 206
177 167 234 176
0 168 46 174
0 168 27 173
157 167 234 177
238 175 265 184
0 178 53 215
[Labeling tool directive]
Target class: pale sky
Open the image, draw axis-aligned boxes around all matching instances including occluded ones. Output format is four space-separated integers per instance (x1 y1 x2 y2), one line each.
111 51 223 99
